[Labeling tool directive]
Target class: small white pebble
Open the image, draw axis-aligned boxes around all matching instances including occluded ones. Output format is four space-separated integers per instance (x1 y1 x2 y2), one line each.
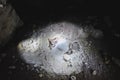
92 70 97 75
34 64 39 67
39 74 43 78
0 4 3 8
84 62 88 65
71 76 76 80
63 54 71 62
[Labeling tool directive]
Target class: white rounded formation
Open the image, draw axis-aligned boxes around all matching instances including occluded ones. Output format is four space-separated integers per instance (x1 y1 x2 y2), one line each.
18 22 102 76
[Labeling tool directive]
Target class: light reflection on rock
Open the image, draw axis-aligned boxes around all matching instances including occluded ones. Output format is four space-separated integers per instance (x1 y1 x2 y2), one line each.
18 22 105 76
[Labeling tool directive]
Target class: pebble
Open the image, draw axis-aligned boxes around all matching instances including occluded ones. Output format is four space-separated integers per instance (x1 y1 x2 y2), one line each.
34 64 38 67
92 70 97 75
105 60 110 64
84 62 88 65
72 42 80 50
0 4 3 8
39 73 43 78
70 76 76 80
63 54 71 62
105 57 110 64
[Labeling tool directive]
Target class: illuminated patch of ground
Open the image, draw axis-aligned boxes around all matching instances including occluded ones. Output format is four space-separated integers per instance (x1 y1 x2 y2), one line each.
18 22 105 76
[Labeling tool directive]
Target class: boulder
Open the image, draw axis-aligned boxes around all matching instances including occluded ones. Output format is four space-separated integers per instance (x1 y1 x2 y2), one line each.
0 0 23 46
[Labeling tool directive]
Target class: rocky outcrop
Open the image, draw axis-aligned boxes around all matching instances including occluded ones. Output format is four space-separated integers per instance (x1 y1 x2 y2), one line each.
0 0 23 46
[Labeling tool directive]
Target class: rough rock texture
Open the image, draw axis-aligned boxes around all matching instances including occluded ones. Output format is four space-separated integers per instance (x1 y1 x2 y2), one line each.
0 0 23 46
18 22 111 80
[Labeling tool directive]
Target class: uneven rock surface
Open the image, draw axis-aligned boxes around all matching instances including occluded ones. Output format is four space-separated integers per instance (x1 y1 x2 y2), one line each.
0 1 120 79
17 22 112 80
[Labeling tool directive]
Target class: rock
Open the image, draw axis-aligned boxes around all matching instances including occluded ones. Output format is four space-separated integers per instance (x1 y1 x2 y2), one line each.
18 22 108 77
104 57 110 64
92 70 97 75
63 54 71 62
48 38 58 49
39 73 43 78
0 0 23 46
0 4 3 8
0 0 6 5
72 42 80 51
70 76 76 80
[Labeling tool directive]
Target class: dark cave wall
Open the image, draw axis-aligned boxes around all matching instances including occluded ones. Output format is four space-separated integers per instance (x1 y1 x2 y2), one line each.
0 0 23 46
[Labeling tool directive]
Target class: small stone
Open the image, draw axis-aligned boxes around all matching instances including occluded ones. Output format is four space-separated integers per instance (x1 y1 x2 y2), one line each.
70 76 76 80
105 60 110 64
72 42 80 51
34 64 38 67
63 54 71 62
35 68 39 73
39 74 43 78
105 57 110 64
84 41 89 46
0 4 3 8
88 41 92 46
92 70 97 75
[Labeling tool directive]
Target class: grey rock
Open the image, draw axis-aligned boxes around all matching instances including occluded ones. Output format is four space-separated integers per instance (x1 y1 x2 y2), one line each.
70 76 76 80
0 1 23 46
